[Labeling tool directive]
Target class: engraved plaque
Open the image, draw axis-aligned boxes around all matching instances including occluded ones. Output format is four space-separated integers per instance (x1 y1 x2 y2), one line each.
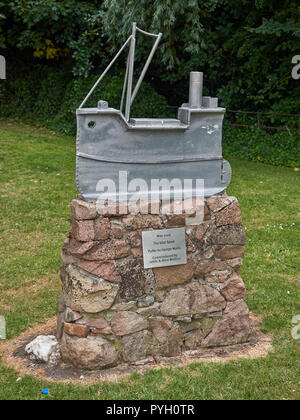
142 228 187 269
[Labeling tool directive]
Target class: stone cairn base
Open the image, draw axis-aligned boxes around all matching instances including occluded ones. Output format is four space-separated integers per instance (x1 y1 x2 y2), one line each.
57 195 251 370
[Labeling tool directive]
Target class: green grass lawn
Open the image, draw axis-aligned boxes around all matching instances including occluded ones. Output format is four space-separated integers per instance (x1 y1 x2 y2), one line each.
0 119 299 400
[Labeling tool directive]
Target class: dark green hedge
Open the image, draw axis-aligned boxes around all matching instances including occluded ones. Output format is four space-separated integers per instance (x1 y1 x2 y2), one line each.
223 125 300 168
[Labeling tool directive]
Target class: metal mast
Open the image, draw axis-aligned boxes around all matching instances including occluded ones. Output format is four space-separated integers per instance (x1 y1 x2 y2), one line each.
125 23 137 121
79 22 162 119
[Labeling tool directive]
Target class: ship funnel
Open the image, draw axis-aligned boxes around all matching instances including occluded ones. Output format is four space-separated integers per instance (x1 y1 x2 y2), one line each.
189 72 203 108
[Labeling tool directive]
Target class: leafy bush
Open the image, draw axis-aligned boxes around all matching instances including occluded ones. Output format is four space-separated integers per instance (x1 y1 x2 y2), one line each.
223 125 300 168
0 0 106 77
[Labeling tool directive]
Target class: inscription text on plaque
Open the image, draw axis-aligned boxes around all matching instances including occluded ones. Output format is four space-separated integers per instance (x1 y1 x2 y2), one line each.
142 228 187 269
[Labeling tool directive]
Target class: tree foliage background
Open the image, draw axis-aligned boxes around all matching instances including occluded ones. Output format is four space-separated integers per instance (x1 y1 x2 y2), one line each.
0 0 299 113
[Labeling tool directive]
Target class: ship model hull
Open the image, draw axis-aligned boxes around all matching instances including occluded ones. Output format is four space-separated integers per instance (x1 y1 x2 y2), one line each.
76 105 232 202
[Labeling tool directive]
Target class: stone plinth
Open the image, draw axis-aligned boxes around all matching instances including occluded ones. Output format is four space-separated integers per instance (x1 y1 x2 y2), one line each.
57 195 251 370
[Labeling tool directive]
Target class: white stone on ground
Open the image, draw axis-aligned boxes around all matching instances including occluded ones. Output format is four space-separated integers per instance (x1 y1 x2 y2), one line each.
25 335 61 365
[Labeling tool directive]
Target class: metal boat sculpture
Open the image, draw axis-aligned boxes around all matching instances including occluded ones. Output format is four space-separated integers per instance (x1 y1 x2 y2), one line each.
76 23 232 202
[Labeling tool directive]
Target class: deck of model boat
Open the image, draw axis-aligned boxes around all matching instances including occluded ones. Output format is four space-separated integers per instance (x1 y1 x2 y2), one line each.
76 108 189 130
129 118 188 130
